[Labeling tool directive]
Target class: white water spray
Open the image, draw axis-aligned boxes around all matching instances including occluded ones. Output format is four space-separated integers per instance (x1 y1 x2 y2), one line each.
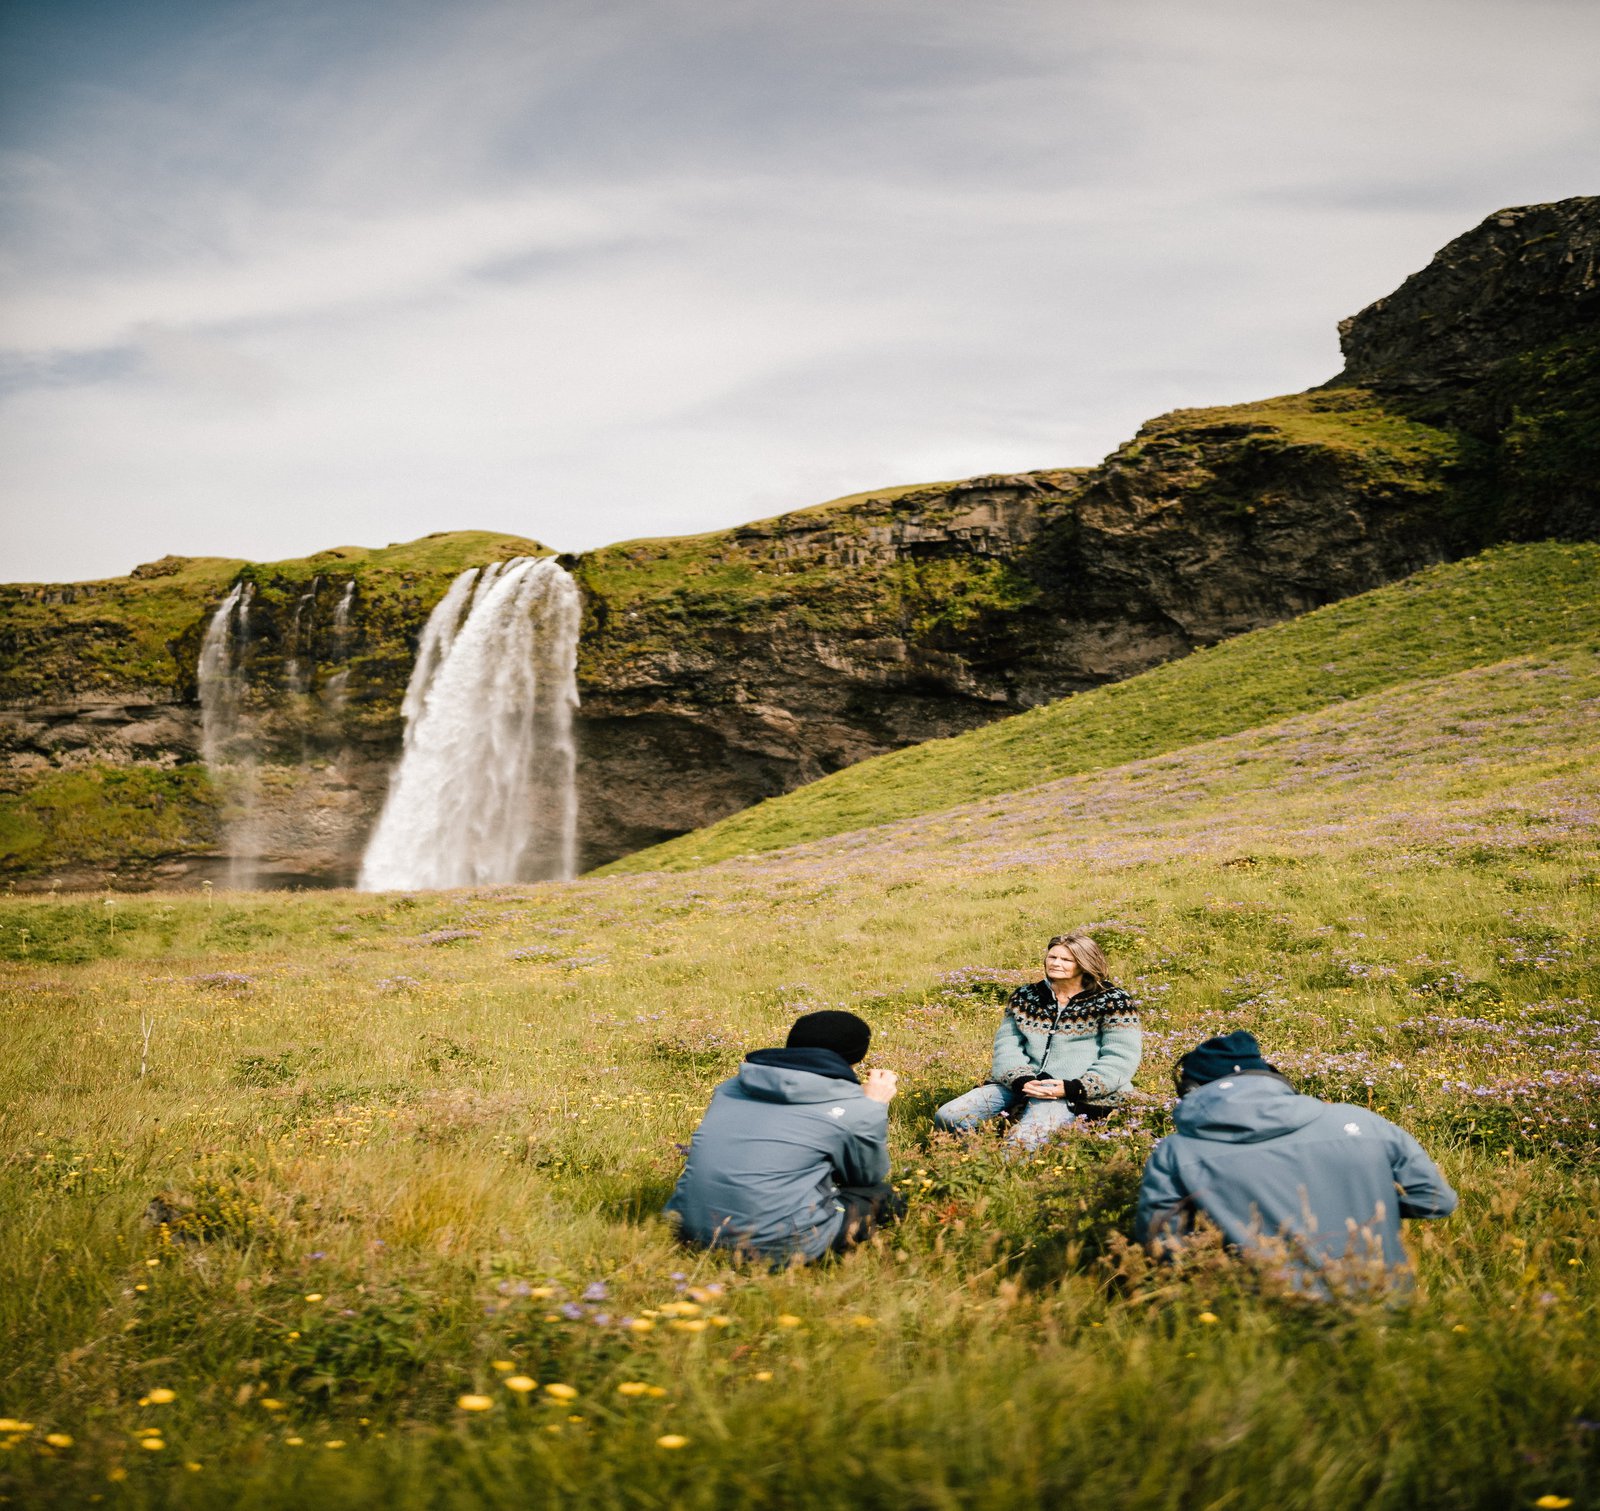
322 580 357 715
359 557 581 890
197 580 261 887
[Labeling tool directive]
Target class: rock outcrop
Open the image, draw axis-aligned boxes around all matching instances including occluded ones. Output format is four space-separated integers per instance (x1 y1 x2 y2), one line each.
3 198 1596 889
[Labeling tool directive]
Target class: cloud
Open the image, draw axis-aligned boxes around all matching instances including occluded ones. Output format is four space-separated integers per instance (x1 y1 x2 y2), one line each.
2 0 1598 580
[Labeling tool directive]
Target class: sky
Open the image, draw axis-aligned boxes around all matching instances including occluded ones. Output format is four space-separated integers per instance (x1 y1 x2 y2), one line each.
2 0 1596 583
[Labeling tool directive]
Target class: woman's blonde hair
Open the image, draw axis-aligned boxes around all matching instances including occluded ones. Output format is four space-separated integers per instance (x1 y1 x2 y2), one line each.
1046 932 1112 988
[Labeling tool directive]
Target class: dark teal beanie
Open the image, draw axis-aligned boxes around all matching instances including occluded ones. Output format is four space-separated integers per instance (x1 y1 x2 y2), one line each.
1178 1030 1274 1086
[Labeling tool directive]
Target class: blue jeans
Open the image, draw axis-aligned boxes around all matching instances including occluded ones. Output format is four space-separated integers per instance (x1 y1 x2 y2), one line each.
934 1083 1085 1149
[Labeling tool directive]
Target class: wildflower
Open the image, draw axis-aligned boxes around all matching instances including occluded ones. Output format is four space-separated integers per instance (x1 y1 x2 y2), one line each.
645 1386 668 1399
304 1293 323 1303
457 1395 493 1412
1452 1324 1469 1334
1197 1313 1219 1325
528 1286 556 1299
505 1377 537 1394
260 1399 285 1411
543 1383 578 1402
146 1388 176 1405
656 1434 690 1450
710 1315 731 1328
753 1371 774 1383
617 1382 650 1397
1534 1499 1573 1509
491 1360 515 1372
671 1319 709 1333
850 1315 876 1329
186 1461 203 1471
582 1282 610 1302
0 1421 32 1433
140 1438 166 1451
325 1440 346 1449
45 1433 73 1448
775 1314 802 1328
628 1318 655 1333
144 1258 160 1268
108 1468 128 1482
285 1436 304 1446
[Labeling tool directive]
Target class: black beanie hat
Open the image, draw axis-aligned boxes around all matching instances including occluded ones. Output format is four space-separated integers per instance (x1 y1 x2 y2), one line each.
1178 1030 1274 1087
786 1009 872 1066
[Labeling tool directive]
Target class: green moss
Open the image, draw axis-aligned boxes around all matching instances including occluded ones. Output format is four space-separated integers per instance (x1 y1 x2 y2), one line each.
604 540 1600 872
0 765 219 875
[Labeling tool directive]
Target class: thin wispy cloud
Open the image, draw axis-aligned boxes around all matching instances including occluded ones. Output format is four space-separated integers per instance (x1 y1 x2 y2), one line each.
2 0 1596 581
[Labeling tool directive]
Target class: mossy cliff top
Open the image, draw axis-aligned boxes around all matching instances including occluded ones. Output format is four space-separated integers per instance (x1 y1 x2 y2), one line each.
0 531 548 710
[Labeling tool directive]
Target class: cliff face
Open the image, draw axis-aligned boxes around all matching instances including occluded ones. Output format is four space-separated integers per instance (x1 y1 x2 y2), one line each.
2 198 1595 889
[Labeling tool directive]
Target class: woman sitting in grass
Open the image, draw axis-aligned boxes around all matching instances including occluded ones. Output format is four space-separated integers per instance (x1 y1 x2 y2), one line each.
934 932 1141 1148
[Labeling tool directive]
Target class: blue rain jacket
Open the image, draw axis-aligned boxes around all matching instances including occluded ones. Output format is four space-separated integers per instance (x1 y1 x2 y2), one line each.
1135 1074 1457 1288
665 1049 891 1262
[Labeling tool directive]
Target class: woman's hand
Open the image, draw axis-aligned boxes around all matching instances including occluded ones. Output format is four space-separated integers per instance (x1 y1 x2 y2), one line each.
1020 1079 1066 1099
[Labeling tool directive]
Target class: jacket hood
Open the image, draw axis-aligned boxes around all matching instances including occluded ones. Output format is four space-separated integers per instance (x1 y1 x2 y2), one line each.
737 1050 863 1105
1173 1073 1326 1144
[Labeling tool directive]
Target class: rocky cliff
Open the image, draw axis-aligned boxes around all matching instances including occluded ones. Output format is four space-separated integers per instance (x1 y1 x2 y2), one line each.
3 197 1595 889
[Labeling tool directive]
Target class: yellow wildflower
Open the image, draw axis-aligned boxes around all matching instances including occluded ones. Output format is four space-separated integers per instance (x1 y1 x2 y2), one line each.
0 1420 32 1433
775 1314 802 1329
45 1433 73 1448
645 1386 668 1399
457 1395 493 1412
617 1382 650 1397
285 1436 304 1447
504 1376 537 1394
628 1318 655 1333
656 1434 689 1450
325 1440 346 1449
671 1318 709 1333
1534 1499 1573 1510
186 1462 203 1472
491 1360 515 1373
107 1467 128 1483
753 1371 774 1382
710 1315 731 1328
139 1438 165 1451
543 1383 578 1402
304 1293 323 1303
1197 1313 1219 1325
528 1286 556 1299
260 1399 285 1411
849 1315 876 1328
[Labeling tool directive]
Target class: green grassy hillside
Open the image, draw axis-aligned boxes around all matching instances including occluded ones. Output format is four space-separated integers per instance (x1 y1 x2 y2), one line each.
0 552 1595 1505
605 541 1600 872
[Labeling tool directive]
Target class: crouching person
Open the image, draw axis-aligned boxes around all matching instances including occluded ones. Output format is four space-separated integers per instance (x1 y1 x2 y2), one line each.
665 1010 905 1264
1135 1031 1457 1293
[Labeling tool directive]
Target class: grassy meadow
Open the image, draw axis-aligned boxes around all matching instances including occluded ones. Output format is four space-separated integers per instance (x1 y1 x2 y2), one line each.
1 546 1598 1508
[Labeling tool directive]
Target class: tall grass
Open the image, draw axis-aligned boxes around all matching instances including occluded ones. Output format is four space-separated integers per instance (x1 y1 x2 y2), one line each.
0 582 1596 1506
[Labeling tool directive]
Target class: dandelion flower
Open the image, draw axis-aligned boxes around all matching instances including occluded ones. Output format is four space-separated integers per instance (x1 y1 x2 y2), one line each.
0 1421 32 1433
529 1286 556 1299
285 1436 304 1447
45 1433 73 1449
1452 1324 1469 1334
775 1314 802 1329
145 1258 160 1268
1197 1313 1219 1325
491 1360 516 1373
260 1399 285 1411
617 1382 650 1397
107 1468 128 1483
645 1386 668 1399
147 1388 177 1405
628 1318 655 1333
457 1395 493 1412
656 1434 690 1450
505 1376 537 1393
543 1383 578 1402
1535 1499 1574 1510
325 1440 345 1450
850 1315 876 1328
710 1316 732 1328
139 1438 166 1451
753 1371 774 1383
186 1462 203 1472
671 1319 709 1333
304 1294 323 1303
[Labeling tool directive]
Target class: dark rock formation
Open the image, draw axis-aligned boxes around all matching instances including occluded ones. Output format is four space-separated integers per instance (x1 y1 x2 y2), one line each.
2 199 1596 889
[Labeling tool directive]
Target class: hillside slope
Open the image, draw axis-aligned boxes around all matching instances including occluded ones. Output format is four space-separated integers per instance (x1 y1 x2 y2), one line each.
604 540 1600 871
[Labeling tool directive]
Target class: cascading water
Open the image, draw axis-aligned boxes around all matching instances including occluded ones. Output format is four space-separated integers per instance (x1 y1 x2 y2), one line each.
197 580 261 888
322 580 357 714
358 557 581 890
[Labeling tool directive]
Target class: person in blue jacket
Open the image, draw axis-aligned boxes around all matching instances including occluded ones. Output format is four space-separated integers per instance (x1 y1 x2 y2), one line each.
1135 1031 1458 1291
665 1010 903 1263
935 933 1142 1148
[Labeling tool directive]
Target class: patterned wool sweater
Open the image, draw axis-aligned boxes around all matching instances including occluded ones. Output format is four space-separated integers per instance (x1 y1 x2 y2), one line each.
988 981 1142 1103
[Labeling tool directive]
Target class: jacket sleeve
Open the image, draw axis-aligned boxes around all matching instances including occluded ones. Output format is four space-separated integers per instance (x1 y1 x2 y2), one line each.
1382 1119 1458 1219
1077 991 1143 1102
1134 1139 1190 1250
988 996 1039 1087
834 1103 891 1187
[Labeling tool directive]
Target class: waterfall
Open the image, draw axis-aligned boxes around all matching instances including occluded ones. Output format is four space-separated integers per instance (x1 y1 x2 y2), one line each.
197 580 260 888
198 581 253 764
284 578 320 695
359 557 581 891
322 580 357 715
